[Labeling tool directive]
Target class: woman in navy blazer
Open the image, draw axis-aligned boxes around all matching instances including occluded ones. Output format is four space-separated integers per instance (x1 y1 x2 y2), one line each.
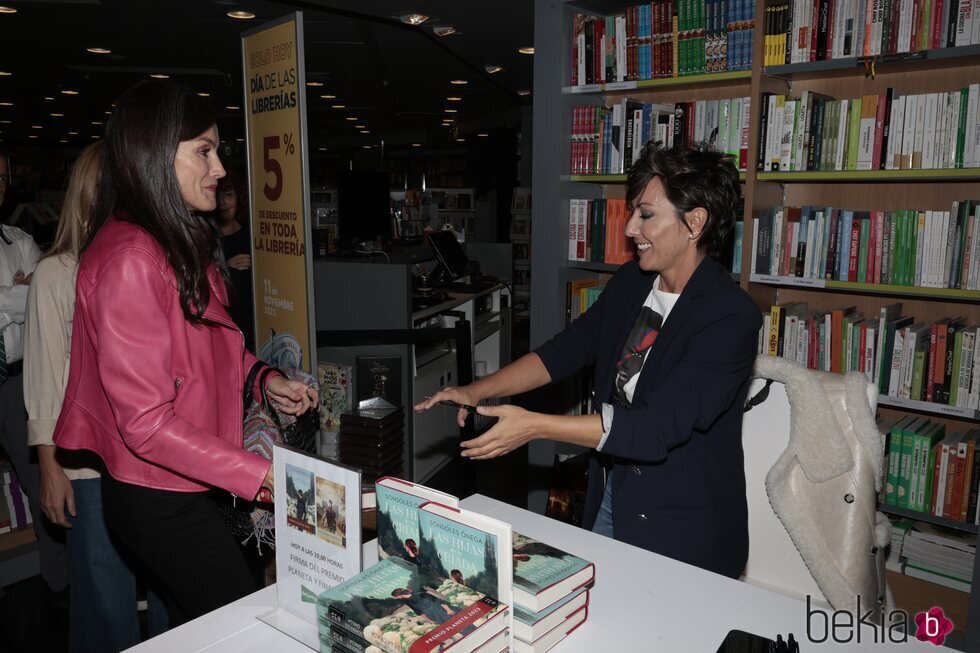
416 143 761 578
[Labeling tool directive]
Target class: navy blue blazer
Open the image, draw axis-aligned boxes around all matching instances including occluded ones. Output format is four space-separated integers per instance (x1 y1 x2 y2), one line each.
536 256 761 578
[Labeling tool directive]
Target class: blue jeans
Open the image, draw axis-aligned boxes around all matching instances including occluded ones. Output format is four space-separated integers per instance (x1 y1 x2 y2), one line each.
591 474 614 538
67 478 169 653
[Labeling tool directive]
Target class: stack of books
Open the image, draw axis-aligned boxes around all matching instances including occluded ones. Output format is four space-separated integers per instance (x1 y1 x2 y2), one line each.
0 463 31 534
899 522 975 593
511 532 595 653
338 406 404 483
885 517 914 572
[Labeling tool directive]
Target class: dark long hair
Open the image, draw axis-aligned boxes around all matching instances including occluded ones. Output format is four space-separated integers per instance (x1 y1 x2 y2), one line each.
86 80 220 323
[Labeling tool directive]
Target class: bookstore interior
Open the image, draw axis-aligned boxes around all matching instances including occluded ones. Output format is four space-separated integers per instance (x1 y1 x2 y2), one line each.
1 0 980 650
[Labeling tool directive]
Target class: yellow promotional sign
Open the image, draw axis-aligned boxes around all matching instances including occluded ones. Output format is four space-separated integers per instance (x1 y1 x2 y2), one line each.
242 13 315 373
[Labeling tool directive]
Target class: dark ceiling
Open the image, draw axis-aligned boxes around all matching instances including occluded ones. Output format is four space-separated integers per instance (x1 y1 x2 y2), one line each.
0 0 534 151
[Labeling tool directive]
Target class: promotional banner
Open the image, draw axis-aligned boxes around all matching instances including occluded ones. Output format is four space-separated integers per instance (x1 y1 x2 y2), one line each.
242 12 316 373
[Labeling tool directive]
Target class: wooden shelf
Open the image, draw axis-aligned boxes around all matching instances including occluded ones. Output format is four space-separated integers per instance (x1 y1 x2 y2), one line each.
749 274 980 301
764 44 980 78
567 260 621 272
877 396 980 421
564 70 752 94
757 169 980 182
569 171 747 183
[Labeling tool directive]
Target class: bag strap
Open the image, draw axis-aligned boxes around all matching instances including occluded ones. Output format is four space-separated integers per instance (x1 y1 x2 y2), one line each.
258 366 286 429
243 361 265 409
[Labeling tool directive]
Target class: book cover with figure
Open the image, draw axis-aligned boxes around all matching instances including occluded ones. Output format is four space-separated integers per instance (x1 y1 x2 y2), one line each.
375 477 458 562
316 557 507 653
356 356 402 407
510 531 595 613
318 362 353 434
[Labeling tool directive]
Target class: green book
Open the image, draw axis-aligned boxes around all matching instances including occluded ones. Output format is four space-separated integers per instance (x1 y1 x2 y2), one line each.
911 349 927 402
375 478 458 562
846 98 863 171
857 212 870 283
898 416 929 509
956 88 968 169
886 415 915 505
512 531 594 612
913 422 946 513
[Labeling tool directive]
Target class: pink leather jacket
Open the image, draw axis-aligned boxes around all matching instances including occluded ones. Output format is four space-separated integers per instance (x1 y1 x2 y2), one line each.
53 218 271 499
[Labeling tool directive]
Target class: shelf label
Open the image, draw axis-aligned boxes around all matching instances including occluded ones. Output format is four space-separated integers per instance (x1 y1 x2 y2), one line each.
568 84 602 94
604 81 636 91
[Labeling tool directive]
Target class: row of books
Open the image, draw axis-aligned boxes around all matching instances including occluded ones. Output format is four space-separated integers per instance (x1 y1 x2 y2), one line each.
887 519 974 593
751 201 980 290
885 418 980 526
570 97 750 175
567 198 633 265
566 278 609 326
570 1 754 86
758 85 980 173
759 302 980 409
763 0 980 67
1 465 31 534
317 478 595 653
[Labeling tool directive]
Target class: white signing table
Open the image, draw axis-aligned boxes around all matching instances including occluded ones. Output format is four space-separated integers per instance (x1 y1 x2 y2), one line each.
127 495 934 652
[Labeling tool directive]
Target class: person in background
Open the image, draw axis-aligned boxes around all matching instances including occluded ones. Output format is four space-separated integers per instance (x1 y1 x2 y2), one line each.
52 80 317 626
211 173 255 351
0 148 69 605
417 142 761 579
25 142 169 652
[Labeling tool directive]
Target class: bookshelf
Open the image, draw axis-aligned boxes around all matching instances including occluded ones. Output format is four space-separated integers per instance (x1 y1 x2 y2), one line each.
532 0 980 647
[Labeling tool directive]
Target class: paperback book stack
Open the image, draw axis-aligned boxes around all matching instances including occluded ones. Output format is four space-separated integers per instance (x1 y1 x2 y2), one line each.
338 406 404 484
0 462 31 534
899 522 975 593
511 532 595 653
885 517 914 572
317 478 514 653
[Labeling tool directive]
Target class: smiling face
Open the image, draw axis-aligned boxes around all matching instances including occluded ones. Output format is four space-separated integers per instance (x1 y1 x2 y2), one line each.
625 176 705 292
174 124 225 212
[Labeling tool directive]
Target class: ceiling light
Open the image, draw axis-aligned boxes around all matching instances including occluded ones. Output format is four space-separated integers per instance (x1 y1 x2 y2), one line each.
450 79 468 85
477 132 489 137
446 96 462 101
518 47 535 55
235 138 244 142
320 94 336 99
104 110 111 115
0 71 11 76
150 74 169 79
354 124 365 129
31 125 42 129
59 139 68 143
331 104 345 109
29 135 38 139
518 89 531 96
68 131 78 135
484 65 503 74
0 6 17 13
411 143 422 147
50 113 63 117
44 96 54 101
87 47 111 54
226 105 240 110
456 137 465 142
306 81 323 87
197 92 210 97
433 26 457 36
345 117 357 121
90 135 99 139
0 120 10 124
362 145 372 149
444 108 457 113
61 90 80 95
360 130 370 134
399 13 428 25
227 10 255 20
318 147 327 151
0 102 12 107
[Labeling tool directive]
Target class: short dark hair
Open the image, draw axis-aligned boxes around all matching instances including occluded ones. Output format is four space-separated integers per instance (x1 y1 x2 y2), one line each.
87 80 220 323
626 142 741 259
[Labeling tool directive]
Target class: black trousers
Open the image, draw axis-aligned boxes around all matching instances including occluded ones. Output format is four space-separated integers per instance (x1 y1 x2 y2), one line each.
100 474 257 626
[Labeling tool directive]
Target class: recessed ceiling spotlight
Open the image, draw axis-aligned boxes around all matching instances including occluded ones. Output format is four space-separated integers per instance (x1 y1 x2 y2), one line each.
354 124 365 129
90 135 99 139
50 113 63 117
399 13 428 25
31 125 42 129
104 110 112 115
411 143 422 147
331 104 345 109
477 132 489 137
359 130 370 134
0 6 18 13
235 137 244 142
0 71 12 76
443 108 457 113
59 139 68 143
362 145 372 149
0 120 10 124
91 121 103 125
87 47 111 54
68 130 78 135
306 81 323 87
450 79 468 85
320 94 336 99
345 117 357 121
318 146 327 151
484 65 504 74
226 105 240 110
433 26 457 36
197 92 210 97
150 74 170 79
518 47 535 55
227 10 255 19
0 102 12 107
61 90 80 95
456 137 465 142
446 96 462 101
29 135 38 139
517 89 531 96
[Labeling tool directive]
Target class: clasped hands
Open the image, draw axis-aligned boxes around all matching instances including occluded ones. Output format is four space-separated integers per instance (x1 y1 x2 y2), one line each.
255 375 318 502
414 387 538 460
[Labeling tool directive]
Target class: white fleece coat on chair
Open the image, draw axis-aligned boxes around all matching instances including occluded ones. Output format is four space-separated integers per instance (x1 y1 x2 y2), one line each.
752 356 893 619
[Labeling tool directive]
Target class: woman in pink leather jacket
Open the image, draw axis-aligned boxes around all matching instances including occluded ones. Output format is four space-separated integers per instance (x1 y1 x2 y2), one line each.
52 80 316 626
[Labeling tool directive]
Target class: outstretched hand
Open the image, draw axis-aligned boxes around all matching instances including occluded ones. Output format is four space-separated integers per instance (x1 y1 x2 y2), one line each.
266 375 318 416
414 385 482 428
459 404 538 460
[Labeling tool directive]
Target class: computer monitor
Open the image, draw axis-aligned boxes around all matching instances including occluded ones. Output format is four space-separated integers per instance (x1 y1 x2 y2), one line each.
336 170 392 245
427 230 470 282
